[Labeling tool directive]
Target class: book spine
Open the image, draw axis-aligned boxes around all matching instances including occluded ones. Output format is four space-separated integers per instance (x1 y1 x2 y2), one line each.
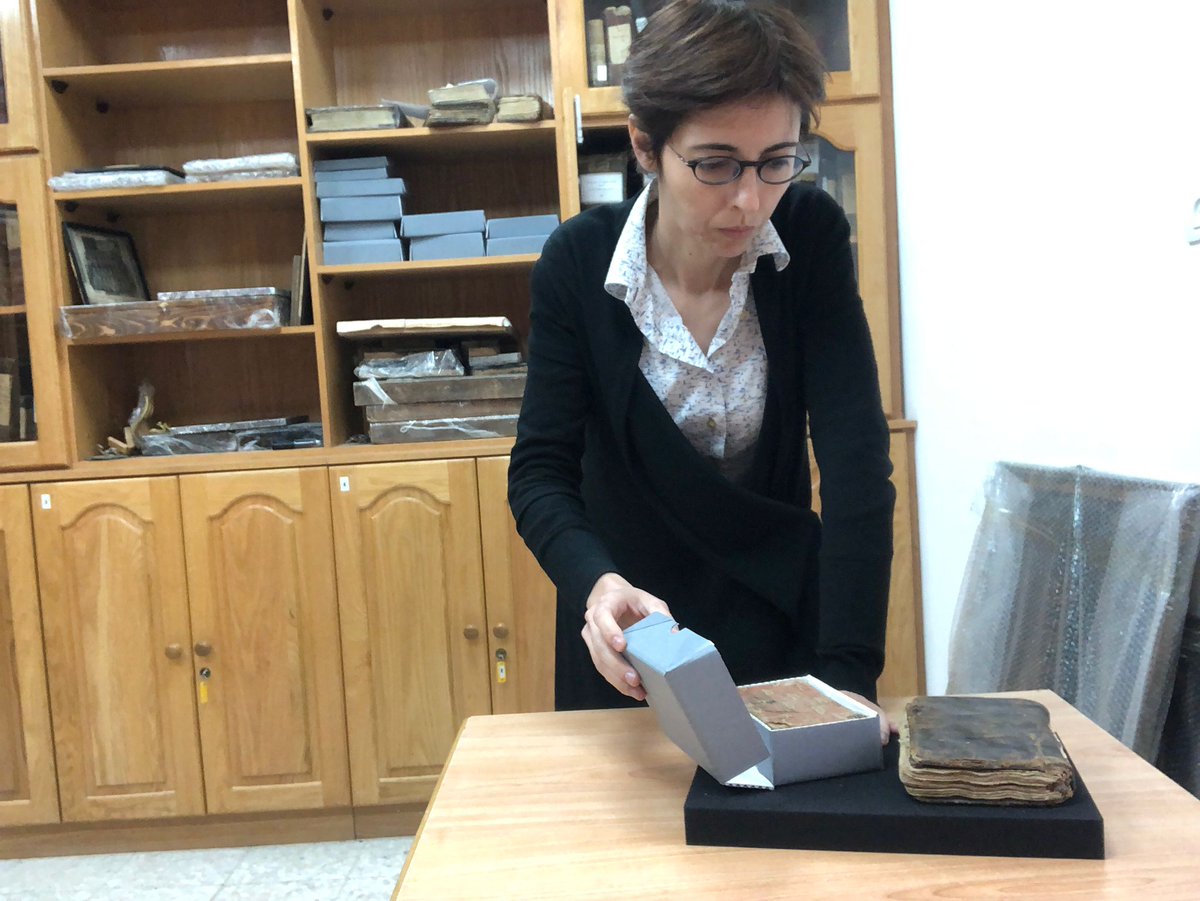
604 6 633 86
586 19 609 87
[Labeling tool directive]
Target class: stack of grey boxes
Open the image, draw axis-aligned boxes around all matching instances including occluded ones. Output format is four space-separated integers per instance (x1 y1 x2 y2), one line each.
402 209 487 262
484 214 560 256
317 155 407 265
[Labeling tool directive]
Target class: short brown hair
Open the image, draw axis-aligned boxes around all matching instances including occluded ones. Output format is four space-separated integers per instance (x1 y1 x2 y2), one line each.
623 0 826 160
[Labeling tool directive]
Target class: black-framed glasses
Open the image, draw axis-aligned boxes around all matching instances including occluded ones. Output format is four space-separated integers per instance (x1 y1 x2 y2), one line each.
666 144 812 186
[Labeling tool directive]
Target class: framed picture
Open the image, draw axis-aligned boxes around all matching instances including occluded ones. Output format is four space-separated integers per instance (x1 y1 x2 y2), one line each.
62 223 150 305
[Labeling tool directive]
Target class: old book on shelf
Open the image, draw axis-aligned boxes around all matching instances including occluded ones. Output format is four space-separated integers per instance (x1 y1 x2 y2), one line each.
426 104 495 126
899 697 1075 806
604 6 634 85
368 414 518 444
363 397 522 423
586 18 609 86
337 315 513 341
290 238 309 327
306 103 408 133
496 94 549 123
427 78 499 107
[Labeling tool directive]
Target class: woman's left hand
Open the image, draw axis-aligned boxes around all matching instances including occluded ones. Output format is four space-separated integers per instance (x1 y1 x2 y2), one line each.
841 692 897 745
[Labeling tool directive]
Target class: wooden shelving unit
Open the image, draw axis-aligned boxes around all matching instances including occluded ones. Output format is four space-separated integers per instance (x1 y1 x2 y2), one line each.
307 121 557 155
42 54 296 105
64 325 316 347
316 254 539 279
53 177 305 213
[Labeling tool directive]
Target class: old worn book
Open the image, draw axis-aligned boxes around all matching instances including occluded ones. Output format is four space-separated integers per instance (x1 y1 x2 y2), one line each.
369 414 518 444
425 103 495 126
899 697 1074 806
364 396 522 423
496 94 548 123
604 6 634 85
337 315 513 340
427 78 498 107
306 104 407 133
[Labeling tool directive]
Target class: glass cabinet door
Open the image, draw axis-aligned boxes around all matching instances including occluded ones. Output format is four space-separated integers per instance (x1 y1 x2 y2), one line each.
0 155 67 469
554 0 883 122
0 0 39 151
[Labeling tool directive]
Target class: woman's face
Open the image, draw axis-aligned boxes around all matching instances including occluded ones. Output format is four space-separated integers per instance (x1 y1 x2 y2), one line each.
639 94 803 260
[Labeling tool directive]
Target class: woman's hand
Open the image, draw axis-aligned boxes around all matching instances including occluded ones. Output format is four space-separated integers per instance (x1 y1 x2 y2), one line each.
583 572 673 701
841 691 898 745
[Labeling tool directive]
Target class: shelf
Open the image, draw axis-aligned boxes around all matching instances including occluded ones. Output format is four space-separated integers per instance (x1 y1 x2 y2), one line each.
53 178 304 214
0 305 26 318
307 122 557 159
317 254 539 279
43 54 296 106
65 326 315 347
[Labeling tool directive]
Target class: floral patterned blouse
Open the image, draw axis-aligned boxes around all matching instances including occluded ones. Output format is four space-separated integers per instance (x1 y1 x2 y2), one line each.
603 180 790 482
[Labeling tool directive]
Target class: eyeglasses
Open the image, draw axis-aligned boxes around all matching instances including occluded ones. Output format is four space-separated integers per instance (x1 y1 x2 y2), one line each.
666 144 812 186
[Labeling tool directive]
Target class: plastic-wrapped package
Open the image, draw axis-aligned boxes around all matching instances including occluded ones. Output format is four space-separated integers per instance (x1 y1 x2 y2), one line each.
354 349 465 380
1157 618 1200 797
947 463 1200 761
182 152 299 175
141 418 318 456
368 414 518 444
59 293 289 340
184 168 299 183
49 169 184 191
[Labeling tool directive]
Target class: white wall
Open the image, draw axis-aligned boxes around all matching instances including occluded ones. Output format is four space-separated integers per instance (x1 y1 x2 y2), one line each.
889 2 1200 692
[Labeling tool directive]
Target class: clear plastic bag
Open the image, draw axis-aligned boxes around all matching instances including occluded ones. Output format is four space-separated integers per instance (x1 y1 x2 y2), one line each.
354 349 464 380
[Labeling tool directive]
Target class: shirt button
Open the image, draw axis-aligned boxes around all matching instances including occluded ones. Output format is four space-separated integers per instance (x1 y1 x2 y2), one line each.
707 417 717 431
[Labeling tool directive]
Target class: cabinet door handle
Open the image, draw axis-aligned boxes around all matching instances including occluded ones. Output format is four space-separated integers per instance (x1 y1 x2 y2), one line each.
492 623 509 639
164 643 183 660
463 625 480 640
194 641 213 657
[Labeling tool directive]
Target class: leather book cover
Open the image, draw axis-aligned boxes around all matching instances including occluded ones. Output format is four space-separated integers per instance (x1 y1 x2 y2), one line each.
900 696 1075 805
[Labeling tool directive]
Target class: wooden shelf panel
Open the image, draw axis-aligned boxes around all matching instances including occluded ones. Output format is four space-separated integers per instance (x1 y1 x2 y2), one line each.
53 178 304 214
317 254 538 279
0 305 27 318
65 326 315 348
307 122 557 159
43 55 296 106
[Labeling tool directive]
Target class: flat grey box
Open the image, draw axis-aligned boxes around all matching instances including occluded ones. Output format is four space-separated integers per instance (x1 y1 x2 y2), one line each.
312 166 392 183
400 210 486 238
486 234 549 256
623 612 882 789
320 195 405 223
322 239 405 265
485 214 560 239
315 178 409 199
313 156 391 171
408 232 484 261
323 222 399 242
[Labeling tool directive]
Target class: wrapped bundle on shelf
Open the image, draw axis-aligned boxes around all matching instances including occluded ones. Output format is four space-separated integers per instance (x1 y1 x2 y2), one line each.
59 289 290 340
182 152 299 182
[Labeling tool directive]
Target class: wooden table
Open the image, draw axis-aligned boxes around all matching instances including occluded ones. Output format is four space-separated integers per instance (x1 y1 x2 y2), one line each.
393 691 1200 899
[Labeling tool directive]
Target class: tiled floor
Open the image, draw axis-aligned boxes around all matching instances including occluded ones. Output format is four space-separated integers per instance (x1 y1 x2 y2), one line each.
0 836 413 900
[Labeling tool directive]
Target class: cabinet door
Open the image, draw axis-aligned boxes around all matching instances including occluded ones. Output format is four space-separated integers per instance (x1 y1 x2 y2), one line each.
330 460 490 806
0 485 57 825
0 0 39 151
808 101 899 418
0 154 68 470
477 456 556 714
179 468 349 815
554 0 883 122
32 477 203 822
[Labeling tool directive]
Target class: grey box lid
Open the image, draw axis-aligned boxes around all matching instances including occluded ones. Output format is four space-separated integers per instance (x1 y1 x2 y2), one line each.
623 613 769 786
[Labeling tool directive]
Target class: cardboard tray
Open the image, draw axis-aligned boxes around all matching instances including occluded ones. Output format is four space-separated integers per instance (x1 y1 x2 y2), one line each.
684 740 1105 859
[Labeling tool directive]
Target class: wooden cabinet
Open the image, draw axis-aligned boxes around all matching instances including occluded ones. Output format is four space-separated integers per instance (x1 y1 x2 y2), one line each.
179 468 349 814
33 477 204 822
477 456 556 715
329 456 557 806
34 470 352 823
0 484 57 826
330 458 492 806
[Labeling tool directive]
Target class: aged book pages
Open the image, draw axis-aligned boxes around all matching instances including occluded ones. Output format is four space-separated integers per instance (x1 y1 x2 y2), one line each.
899 697 1074 806
737 678 866 730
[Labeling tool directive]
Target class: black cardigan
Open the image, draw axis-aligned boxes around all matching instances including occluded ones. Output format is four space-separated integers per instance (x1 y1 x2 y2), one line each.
508 183 895 709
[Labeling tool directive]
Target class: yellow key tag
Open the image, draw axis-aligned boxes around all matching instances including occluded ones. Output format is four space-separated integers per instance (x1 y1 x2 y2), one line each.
198 682 209 704
496 661 507 684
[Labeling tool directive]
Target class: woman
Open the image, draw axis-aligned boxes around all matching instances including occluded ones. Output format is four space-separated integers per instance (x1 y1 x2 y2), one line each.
508 0 895 738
